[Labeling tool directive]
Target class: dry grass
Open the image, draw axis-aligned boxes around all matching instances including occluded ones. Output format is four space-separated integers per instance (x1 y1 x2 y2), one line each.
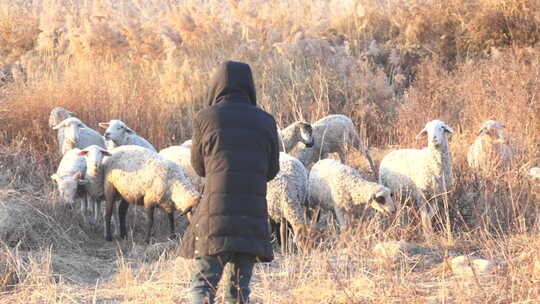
0 0 539 303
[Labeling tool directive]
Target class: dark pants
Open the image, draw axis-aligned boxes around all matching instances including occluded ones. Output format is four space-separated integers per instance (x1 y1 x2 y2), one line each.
190 252 255 304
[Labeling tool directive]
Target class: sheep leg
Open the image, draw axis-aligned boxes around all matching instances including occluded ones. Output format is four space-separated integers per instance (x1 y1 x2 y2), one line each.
94 199 101 224
280 217 288 254
292 225 307 253
89 196 95 222
168 212 176 240
80 195 88 216
112 200 120 235
104 198 115 241
419 203 434 236
334 206 348 231
145 205 156 244
118 200 129 240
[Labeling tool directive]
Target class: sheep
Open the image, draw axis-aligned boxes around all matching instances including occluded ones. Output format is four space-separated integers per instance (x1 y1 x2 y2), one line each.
49 107 74 153
378 120 453 234
266 152 310 252
529 167 540 182
96 145 200 243
308 159 396 230
467 120 513 173
50 148 89 214
0 63 25 87
98 120 157 152
158 144 205 191
180 139 192 148
278 121 314 152
52 117 106 155
292 114 376 173
48 106 74 128
77 145 113 225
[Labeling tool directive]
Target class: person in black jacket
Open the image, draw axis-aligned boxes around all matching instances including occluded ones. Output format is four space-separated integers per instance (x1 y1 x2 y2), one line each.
180 61 280 304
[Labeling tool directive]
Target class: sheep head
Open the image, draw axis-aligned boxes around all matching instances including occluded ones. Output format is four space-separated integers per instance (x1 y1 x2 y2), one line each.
49 107 74 127
477 120 506 141
416 120 453 149
78 145 111 176
51 172 87 204
53 117 86 145
297 122 314 148
99 120 135 146
367 186 396 216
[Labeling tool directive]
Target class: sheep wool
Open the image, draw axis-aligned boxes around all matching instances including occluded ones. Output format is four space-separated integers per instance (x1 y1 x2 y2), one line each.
49 106 74 128
99 120 156 152
53 117 106 155
159 145 205 191
292 114 376 173
266 152 309 247
467 120 513 173
278 121 314 153
529 167 540 182
78 145 113 224
379 120 453 233
309 159 395 230
101 145 200 242
51 148 88 212
49 107 74 154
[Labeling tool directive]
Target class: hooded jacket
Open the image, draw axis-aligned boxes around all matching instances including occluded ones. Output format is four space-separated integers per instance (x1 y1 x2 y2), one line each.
179 61 280 262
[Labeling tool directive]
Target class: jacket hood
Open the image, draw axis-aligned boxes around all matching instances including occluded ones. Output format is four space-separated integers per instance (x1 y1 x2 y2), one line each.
207 61 257 106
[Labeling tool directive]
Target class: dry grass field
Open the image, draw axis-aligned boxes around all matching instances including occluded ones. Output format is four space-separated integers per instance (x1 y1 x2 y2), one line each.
0 0 539 303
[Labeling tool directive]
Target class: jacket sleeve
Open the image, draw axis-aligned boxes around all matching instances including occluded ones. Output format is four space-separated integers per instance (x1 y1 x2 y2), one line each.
267 120 280 181
190 116 206 178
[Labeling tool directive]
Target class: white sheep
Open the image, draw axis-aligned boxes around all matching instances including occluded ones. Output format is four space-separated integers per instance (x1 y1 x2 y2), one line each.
529 167 540 182
278 121 314 152
467 120 513 173
98 145 200 242
52 117 106 155
50 148 89 214
48 106 74 128
309 159 396 230
0 63 25 86
379 120 453 234
49 107 74 154
266 152 309 252
292 114 376 173
77 145 114 225
180 139 192 148
159 144 205 191
98 120 157 152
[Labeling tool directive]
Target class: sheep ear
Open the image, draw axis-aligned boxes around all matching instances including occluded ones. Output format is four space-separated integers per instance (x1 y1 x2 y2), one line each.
68 110 76 115
78 150 89 156
52 122 64 130
98 122 110 129
125 126 134 134
443 125 454 135
101 150 112 156
50 174 60 183
477 126 486 136
415 128 427 140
